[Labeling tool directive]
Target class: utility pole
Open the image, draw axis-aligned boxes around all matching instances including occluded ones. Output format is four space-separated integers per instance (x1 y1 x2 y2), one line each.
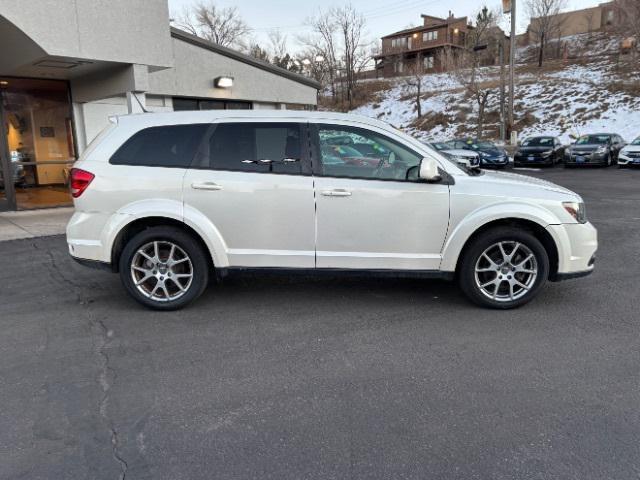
508 0 516 144
499 38 506 143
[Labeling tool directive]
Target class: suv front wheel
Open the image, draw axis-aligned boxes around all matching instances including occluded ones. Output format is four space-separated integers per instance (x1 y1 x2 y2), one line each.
119 226 210 310
458 228 549 309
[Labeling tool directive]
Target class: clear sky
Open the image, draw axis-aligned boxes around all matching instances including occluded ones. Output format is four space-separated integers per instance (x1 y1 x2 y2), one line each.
167 0 603 51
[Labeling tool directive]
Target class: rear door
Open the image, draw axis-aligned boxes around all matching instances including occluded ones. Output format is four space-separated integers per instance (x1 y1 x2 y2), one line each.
183 120 316 268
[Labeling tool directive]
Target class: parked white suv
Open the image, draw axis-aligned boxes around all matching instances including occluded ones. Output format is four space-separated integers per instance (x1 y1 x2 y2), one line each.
67 111 597 310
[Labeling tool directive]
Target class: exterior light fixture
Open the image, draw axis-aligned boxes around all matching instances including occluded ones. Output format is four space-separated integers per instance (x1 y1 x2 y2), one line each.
413 33 418 38
0 80 8 86
454 28 460 34
214 76 234 88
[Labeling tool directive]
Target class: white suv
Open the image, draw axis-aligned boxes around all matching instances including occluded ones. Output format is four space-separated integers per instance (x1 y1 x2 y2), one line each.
66 111 597 310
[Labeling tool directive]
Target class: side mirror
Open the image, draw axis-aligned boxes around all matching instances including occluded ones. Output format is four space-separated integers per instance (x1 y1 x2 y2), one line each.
419 158 441 182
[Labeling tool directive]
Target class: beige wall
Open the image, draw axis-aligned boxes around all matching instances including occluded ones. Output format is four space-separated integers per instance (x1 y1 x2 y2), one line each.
148 38 318 106
524 2 615 44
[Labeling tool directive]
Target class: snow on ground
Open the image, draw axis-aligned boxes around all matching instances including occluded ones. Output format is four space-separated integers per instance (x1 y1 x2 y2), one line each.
350 60 640 143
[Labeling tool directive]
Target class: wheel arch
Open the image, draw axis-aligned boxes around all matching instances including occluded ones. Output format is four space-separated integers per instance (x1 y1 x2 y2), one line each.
110 216 215 273
442 214 560 280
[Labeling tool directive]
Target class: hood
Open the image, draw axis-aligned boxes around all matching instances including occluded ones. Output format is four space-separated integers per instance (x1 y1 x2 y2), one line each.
478 148 506 157
621 145 640 153
443 149 478 158
480 170 577 197
571 144 608 151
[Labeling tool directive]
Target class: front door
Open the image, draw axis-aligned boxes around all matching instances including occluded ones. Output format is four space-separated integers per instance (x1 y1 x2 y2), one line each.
183 121 316 268
311 123 450 271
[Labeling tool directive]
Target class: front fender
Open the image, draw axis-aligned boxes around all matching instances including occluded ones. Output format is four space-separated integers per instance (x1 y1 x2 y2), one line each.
439 201 559 272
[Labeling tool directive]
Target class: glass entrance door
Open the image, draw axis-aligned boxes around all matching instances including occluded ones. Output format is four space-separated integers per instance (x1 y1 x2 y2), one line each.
1 78 76 210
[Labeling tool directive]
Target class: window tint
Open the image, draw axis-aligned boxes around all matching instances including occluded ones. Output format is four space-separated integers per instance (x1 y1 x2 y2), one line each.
206 123 304 174
110 124 208 167
316 125 422 181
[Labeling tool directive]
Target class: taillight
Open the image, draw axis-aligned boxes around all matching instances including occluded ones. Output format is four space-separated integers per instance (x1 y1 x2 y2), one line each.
70 168 95 198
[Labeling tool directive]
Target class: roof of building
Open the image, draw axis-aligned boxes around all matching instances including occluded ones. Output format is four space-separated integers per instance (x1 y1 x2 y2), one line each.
170 27 321 90
381 17 470 39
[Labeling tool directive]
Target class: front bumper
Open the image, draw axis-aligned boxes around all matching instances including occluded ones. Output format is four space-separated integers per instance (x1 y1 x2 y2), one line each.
546 222 598 280
480 156 509 167
565 152 608 165
618 154 640 165
514 154 553 165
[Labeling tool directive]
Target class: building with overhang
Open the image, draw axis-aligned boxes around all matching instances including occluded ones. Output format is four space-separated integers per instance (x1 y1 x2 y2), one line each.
0 0 320 211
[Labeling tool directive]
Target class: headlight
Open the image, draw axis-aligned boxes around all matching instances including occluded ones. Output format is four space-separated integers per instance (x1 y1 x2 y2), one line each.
595 146 607 154
563 201 587 223
541 150 553 157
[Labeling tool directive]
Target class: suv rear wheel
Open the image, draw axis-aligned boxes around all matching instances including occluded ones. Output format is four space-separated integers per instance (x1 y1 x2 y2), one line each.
458 228 549 309
119 226 210 310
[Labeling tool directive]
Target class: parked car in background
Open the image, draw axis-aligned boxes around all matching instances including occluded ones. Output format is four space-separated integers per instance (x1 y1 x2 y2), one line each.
428 142 481 169
514 136 565 167
448 139 510 168
565 133 625 167
67 111 597 311
617 136 640 167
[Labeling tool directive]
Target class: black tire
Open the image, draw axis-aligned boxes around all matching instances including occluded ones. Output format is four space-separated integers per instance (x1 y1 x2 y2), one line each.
118 226 210 310
458 227 550 309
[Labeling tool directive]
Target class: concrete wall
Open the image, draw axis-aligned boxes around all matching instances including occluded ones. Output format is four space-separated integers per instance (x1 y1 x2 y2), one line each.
148 38 318 106
0 0 173 69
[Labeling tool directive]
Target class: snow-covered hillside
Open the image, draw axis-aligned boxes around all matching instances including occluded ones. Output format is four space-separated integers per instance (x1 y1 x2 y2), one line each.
349 60 640 144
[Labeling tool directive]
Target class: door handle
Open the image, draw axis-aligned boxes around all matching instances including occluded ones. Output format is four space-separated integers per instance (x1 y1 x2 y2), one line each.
321 189 352 197
191 181 223 191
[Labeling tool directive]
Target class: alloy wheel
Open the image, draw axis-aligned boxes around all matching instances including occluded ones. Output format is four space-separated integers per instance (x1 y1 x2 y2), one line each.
474 241 538 303
130 241 194 302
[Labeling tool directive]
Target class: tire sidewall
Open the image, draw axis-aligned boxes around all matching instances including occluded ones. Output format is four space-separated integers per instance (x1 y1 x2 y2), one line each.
459 228 550 309
119 227 210 310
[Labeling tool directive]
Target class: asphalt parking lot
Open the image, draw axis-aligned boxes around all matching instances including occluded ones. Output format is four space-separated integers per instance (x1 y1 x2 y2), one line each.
1 166 639 480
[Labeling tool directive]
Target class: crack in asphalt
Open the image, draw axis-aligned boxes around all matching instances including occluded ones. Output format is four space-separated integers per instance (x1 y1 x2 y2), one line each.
97 317 129 480
35 240 129 479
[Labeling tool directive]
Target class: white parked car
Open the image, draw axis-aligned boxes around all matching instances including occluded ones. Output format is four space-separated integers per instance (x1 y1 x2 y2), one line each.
67 111 597 310
428 142 481 169
618 136 640 167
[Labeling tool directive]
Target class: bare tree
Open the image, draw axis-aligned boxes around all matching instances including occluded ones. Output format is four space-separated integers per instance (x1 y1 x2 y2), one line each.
613 0 640 58
525 0 568 67
174 1 251 49
301 9 340 100
468 6 501 67
268 30 288 60
450 49 495 138
403 59 426 119
334 5 367 109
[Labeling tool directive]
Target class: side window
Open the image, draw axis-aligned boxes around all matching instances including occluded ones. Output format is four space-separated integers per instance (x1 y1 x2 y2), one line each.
316 125 422 181
205 123 304 175
110 124 209 167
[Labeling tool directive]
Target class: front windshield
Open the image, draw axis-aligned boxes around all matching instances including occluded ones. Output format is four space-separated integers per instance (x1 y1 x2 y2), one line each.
467 141 495 150
576 135 610 145
631 137 640 145
522 137 553 147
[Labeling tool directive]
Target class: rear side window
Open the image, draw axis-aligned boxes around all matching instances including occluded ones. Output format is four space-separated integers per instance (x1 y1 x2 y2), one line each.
110 124 209 167
204 123 305 175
